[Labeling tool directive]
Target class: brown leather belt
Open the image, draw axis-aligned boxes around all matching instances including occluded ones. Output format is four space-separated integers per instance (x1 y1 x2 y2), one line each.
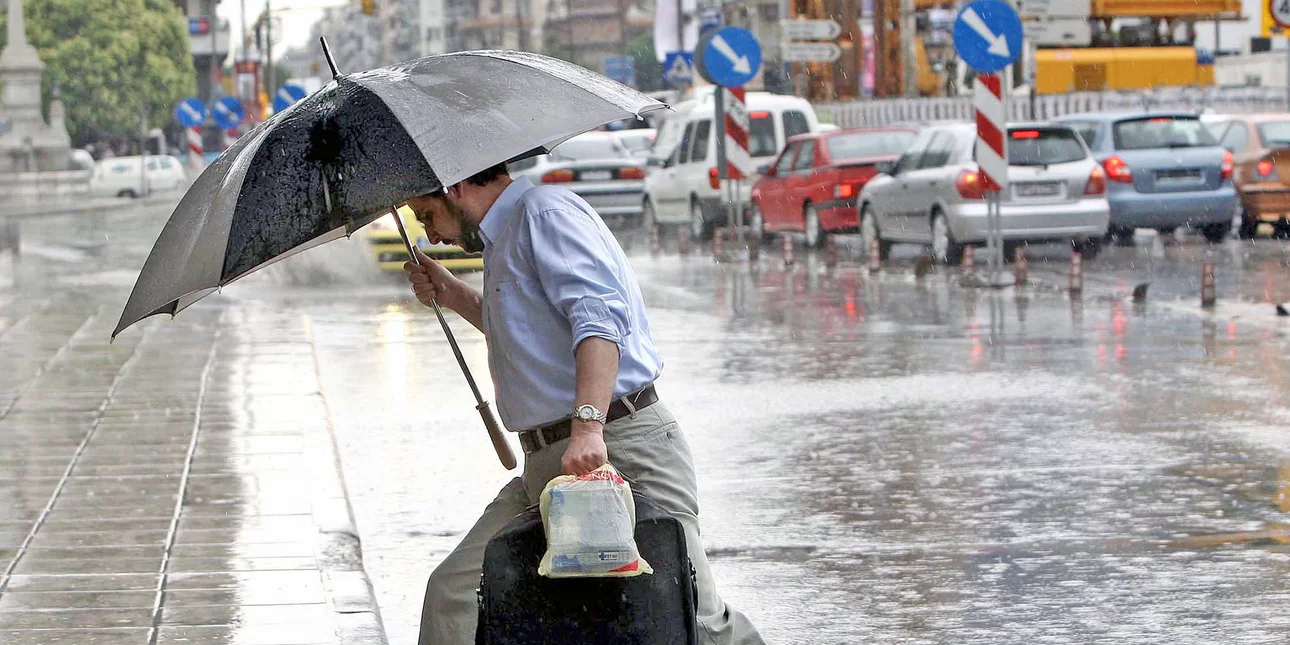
517 385 659 455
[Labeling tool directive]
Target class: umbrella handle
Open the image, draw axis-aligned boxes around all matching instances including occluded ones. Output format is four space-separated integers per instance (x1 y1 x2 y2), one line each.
390 209 518 471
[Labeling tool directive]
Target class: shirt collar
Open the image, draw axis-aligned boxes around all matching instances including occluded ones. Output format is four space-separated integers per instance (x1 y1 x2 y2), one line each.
478 177 534 245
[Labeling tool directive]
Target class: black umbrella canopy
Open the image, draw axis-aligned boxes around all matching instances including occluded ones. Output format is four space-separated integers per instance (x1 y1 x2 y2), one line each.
114 50 666 339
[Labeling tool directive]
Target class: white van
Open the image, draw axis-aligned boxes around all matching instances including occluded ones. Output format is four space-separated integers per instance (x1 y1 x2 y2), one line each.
643 89 820 238
90 155 187 199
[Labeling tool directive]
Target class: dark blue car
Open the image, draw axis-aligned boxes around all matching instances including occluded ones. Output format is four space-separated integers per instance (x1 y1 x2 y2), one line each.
1056 112 1237 244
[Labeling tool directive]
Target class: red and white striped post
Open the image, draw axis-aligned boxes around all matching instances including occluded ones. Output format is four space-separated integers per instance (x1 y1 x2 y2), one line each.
718 87 752 257
187 127 203 173
868 237 881 274
974 73 1009 285
1069 250 1084 295
1201 262 1217 307
782 234 795 266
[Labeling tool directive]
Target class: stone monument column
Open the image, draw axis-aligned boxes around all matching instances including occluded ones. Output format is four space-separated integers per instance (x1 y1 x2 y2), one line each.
0 0 72 172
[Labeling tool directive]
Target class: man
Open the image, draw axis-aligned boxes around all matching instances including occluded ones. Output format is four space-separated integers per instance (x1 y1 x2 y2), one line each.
403 162 766 645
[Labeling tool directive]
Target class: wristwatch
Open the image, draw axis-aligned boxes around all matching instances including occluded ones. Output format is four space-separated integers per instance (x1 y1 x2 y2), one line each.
573 404 607 425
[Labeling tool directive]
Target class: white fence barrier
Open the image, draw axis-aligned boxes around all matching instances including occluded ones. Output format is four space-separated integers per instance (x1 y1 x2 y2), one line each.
816 86 1288 128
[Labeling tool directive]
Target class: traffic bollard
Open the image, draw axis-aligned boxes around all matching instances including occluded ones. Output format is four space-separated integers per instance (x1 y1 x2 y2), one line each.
1069 250 1083 295
648 225 660 255
748 236 760 262
1201 261 1216 308
677 228 691 256
782 234 795 266
961 244 974 270
713 228 726 261
868 236 881 274
825 236 838 269
1013 245 1028 285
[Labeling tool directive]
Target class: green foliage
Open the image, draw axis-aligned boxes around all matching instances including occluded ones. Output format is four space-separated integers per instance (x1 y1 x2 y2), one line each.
627 32 664 92
0 0 196 145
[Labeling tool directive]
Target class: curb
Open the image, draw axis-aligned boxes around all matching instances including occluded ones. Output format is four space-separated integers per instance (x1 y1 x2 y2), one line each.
304 314 390 645
0 194 177 220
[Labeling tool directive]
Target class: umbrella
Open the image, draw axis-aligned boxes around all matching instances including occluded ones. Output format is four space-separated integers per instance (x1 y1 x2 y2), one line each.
114 40 667 469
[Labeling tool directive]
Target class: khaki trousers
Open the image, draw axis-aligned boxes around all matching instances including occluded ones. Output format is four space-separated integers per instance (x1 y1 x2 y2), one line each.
417 402 766 645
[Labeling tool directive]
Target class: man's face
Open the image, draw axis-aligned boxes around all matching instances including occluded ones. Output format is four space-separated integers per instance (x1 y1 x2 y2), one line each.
406 194 462 246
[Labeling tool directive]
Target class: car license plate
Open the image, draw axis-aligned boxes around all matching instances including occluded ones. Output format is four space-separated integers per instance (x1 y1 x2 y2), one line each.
1156 169 1200 183
1015 182 1060 197
580 170 612 182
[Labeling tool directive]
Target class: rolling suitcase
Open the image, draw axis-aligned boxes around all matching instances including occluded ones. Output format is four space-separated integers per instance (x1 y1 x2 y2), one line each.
476 491 699 645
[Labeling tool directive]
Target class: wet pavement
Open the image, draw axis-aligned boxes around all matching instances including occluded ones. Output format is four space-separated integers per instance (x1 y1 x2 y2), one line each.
4 205 1290 644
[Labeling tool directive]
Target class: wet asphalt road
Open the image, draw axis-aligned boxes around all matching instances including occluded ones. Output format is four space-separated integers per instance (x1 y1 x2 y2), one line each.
4 207 1290 645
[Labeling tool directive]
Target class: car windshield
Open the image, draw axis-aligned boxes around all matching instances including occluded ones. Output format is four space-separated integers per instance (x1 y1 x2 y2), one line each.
1113 117 1216 150
1007 128 1087 166
749 113 776 157
650 117 686 163
617 134 654 153
1258 121 1290 149
551 138 625 161
826 130 917 160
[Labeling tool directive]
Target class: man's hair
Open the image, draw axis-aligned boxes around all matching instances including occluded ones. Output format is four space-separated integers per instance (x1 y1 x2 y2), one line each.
465 162 509 187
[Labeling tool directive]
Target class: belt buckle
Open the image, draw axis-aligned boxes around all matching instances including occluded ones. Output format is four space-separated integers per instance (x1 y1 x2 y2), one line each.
532 427 549 450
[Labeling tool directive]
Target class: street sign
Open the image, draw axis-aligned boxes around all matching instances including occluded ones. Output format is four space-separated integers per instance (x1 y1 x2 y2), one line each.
781 42 842 62
699 8 722 38
953 0 1023 73
604 56 635 86
1017 0 1090 18
212 96 245 130
273 82 308 113
695 26 762 88
975 75 1007 191
782 19 842 40
174 98 206 128
663 51 694 84
722 87 751 180
188 17 211 35
1274 0 1290 30
1023 18 1091 46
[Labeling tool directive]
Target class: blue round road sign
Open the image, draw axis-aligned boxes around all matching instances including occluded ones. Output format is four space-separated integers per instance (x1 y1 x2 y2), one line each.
174 98 206 128
273 82 308 113
953 0 1023 73
695 26 762 88
212 96 245 130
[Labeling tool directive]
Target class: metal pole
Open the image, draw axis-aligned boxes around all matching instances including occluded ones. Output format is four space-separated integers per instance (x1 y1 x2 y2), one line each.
900 0 917 97
265 0 274 99
714 86 730 253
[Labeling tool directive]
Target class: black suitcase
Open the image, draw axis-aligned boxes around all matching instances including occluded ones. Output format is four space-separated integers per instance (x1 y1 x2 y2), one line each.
476 491 699 645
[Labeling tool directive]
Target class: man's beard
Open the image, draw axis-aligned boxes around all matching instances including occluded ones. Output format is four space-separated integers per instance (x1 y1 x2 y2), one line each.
446 200 485 254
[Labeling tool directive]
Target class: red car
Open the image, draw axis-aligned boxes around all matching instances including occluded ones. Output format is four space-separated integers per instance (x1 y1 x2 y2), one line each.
751 127 918 247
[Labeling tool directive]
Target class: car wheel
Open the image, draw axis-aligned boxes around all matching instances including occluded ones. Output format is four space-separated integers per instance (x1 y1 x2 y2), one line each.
117 189 138 199
803 205 825 249
749 201 767 244
1199 221 1232 244
689 199 712 241
1237 207 1258 240
931 211 964 265
1073 237 1102 261
859 205 891 261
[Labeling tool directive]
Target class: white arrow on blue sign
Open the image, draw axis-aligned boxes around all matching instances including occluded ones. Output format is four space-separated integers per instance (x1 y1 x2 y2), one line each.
174 98 206 128
662 51 694 84
212 95 245 130
953 0 1023 73
695 26 762 88
273 82 308 113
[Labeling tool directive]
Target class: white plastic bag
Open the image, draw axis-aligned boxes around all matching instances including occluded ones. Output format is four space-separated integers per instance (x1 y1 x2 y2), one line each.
538 463 653 578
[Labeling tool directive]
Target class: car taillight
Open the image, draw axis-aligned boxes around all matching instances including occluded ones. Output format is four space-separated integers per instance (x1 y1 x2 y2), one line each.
1221 150 1234 181
956 169 987 200
834 183 855 199
1102 155 1133 183
708 167 719 190
1084 166 1106 196
541 169 575 183
1258 158 1276 179
617 166 646 180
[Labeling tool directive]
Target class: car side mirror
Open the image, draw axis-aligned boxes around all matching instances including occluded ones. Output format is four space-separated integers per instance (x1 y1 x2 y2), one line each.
877 160 897 175
758 163 774 176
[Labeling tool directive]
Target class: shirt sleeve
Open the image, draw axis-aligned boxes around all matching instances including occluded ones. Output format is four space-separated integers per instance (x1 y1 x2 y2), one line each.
524 205 633 354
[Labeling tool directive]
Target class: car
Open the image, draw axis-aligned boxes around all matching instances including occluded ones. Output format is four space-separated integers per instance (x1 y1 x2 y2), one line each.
90 155 187 198
859 122 1110 264
508 132 647 223
611 129 657 160
365 206 483 273
750 127 918 247
643 89 820 239
1203 113 1290 238
1056 111 1237 245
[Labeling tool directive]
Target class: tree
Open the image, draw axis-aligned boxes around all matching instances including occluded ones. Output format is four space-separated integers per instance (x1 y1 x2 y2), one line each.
627 32 664 93
0 0 196 146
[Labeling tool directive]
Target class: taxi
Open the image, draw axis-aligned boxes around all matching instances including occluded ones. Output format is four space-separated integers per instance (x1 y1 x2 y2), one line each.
366 206 483 272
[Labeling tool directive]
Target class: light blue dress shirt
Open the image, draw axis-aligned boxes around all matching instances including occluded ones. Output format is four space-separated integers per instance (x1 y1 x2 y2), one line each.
477 177 664 432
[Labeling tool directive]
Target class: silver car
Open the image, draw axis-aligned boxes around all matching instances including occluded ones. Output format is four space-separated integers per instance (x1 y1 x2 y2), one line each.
508 132 647 221
859 122 1110 263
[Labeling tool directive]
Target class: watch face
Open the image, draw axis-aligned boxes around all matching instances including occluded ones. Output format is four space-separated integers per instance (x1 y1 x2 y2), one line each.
576 406 593 421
